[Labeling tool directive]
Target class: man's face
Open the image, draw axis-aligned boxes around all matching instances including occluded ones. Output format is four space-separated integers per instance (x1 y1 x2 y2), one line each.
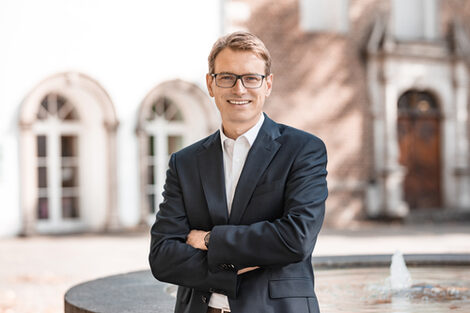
206 48 273 130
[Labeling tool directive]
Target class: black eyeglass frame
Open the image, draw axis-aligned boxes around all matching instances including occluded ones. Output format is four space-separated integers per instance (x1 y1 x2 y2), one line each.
210 73 266 89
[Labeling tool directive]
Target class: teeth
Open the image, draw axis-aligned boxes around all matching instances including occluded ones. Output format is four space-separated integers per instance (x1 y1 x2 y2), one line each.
228 100 250 105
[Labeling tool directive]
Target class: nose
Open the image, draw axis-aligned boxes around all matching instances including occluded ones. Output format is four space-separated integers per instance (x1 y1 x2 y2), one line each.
232 77 247 95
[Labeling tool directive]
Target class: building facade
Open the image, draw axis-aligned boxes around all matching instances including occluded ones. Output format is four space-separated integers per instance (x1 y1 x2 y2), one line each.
232 0 470 226
0 0 222 236
1 0 469 236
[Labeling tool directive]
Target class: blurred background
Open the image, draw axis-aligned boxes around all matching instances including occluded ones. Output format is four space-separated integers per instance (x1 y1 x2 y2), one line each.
1 0 470 236
1 0 470 312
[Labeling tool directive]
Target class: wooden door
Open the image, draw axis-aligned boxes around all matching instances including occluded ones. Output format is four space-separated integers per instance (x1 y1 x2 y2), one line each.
397 91 441 209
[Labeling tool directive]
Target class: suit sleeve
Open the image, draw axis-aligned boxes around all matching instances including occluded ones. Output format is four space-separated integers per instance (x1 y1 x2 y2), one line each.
207 138 327 271
149 154 238 298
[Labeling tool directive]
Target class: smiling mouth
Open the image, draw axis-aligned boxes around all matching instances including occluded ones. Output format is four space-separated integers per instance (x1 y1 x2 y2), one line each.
227 100 251 105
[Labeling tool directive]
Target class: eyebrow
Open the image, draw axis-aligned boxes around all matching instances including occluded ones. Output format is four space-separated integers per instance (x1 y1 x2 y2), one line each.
217 72 261 75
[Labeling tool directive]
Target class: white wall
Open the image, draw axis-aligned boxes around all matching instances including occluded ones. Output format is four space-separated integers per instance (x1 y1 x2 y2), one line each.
0 0 223 236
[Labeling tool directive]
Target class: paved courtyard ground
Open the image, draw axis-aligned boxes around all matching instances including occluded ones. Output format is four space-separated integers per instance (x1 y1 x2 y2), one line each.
1 223 469 313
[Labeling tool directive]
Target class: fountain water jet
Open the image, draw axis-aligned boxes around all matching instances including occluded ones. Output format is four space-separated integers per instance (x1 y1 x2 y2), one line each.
389 250 412 291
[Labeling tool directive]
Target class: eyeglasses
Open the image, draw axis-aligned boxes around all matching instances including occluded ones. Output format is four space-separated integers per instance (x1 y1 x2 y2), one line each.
211 73 266 89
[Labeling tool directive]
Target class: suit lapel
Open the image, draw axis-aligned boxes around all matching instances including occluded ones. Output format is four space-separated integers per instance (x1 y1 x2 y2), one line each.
197 132 229 225
229 116 281 225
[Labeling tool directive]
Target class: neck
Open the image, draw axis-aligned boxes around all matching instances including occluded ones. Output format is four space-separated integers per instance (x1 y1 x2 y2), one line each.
222 115 261 139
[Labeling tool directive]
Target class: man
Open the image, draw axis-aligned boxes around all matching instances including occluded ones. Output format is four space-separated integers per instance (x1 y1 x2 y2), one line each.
149 31 328 313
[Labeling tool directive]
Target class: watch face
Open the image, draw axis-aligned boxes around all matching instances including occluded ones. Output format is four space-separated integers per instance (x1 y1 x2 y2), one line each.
204 232 210 247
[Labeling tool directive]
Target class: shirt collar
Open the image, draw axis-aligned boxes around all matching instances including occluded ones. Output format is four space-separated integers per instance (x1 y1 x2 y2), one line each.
219 113 265 147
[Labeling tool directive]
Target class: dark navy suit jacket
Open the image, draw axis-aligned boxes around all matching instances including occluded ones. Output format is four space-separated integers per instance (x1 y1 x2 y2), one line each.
149 114 328 313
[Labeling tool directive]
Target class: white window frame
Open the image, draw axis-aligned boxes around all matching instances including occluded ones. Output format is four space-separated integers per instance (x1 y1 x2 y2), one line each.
137 80 218 226
392 0 439 41
143 102 190 223
33 104 84 233
300 0 349 33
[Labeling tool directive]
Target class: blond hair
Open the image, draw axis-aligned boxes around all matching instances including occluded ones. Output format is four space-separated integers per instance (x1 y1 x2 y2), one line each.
208 31 272 75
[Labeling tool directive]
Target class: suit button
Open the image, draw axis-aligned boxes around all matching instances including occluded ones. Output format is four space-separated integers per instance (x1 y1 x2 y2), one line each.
219 264 228 270
201 296 207 303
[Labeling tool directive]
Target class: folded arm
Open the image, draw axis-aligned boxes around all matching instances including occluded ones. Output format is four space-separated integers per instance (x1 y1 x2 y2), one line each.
206 139 328 271
148 154 238 298
186 229 259 274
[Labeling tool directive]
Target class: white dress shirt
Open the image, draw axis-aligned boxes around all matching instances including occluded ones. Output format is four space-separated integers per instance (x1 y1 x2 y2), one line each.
208 113 265 310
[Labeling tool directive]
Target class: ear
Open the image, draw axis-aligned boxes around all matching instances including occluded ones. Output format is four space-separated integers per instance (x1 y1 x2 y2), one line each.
206 73 214 97
265 73 273 97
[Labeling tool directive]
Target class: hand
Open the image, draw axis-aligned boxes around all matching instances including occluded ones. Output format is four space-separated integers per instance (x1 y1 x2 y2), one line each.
237 266 259 275
186 230 209 251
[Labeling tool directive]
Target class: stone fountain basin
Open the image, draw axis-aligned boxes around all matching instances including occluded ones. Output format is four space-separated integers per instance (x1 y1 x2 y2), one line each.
64 253 470 313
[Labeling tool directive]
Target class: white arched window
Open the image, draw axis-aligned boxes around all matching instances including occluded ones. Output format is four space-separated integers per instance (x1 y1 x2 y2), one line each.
144 96 187 214
137 80 219 224
34 93 81 229
20 72 118 235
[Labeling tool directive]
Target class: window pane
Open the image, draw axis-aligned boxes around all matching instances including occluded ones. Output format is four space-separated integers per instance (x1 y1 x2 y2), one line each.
37 136 47 157
148 194 156 214
392 0 438 41
154 100 163 116
61 136 78 157
164 100 183 121
149 97 183 121
63 108 79 120
168 136 183 155
37 198 49 220
58 100 80 121
56 95 67 113
62 166 78 187
149 136 155 156
300 0 349 33
37 105 48 120
147 165 155 185
150 98 165 118
38 166 47 188
62 197 79 218
168 108 183 121
40 96 49 113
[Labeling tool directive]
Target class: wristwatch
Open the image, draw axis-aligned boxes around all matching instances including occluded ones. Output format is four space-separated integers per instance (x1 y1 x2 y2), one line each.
204 231 211 248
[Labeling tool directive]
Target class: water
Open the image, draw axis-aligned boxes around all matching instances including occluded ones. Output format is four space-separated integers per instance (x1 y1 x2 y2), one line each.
315 266 470 312
389 251 412 291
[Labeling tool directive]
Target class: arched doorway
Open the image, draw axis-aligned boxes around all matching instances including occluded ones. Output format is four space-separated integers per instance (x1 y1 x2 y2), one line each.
397 90 441 209
19 72 119 234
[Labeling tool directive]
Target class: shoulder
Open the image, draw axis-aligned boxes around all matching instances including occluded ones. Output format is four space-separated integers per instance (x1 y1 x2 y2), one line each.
276 123 326 151
172 131 218 160
273 123 328 172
